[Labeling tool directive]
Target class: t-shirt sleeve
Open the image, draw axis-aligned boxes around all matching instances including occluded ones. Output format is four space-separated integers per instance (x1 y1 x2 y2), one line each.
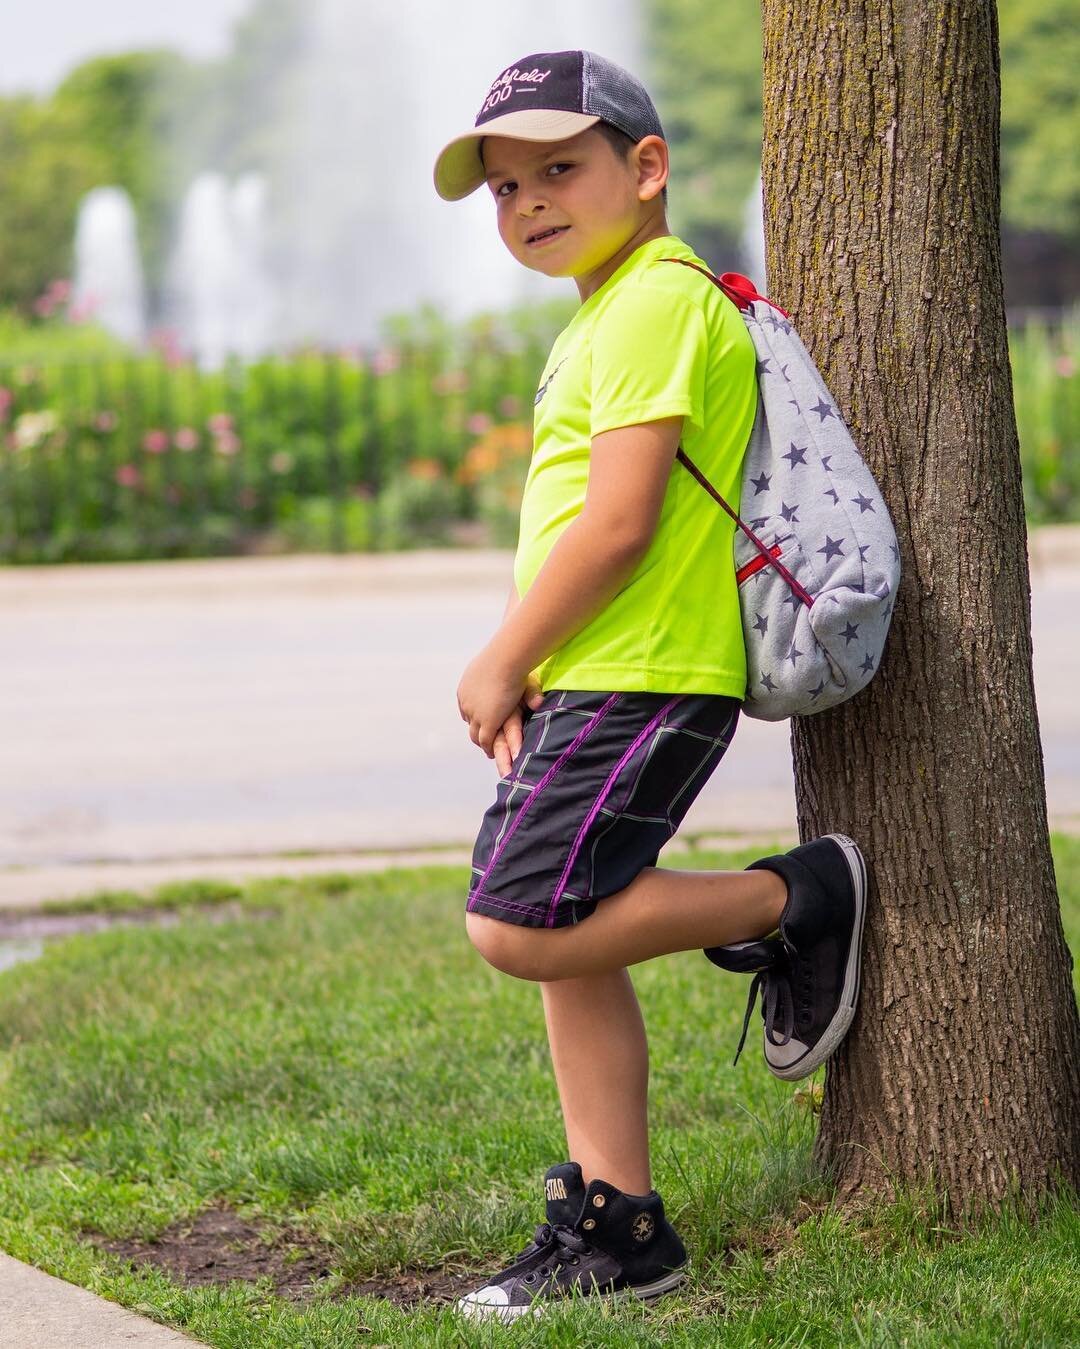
590 284 708 439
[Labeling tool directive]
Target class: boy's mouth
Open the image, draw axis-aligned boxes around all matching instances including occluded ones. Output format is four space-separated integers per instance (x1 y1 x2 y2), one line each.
526 226 570 247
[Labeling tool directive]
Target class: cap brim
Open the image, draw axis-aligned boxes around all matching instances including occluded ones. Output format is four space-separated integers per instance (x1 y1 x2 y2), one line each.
433 109 601 201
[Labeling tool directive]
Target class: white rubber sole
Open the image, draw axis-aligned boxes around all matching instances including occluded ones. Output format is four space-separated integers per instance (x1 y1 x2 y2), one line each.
455 1266 687 1322
766 832 867 1081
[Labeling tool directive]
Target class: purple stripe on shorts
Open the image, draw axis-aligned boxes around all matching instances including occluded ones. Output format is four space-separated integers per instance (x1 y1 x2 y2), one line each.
467 691 622 912
544 693 686 927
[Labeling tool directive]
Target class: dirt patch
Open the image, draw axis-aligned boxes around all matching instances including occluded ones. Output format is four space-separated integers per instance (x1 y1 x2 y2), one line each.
85 1206 481 1306
337 1267 482 1307
87 1206 333 1301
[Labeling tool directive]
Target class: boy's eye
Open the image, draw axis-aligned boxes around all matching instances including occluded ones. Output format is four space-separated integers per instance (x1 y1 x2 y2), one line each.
496 164 571 198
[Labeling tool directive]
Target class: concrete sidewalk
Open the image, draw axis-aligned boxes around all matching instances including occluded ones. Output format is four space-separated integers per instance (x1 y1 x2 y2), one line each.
0 1252 204 1347
3 528 1079 909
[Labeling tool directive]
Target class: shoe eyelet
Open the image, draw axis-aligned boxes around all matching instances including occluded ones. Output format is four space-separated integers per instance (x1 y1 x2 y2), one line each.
523 1272 536 1284
569 1255 580 1265
582 1218 596 1230
592 1194 606 1208
539 1265 550 1277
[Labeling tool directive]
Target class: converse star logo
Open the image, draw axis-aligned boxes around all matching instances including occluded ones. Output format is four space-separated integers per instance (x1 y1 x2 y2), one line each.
631 1212 655 1243
534 357 568 406
545 1177 568 1202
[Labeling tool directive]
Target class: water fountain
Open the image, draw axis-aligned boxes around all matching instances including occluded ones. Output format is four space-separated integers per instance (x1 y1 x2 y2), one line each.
69 1 773 358
71 186 147 346
739 168 768 295
161 170 277 369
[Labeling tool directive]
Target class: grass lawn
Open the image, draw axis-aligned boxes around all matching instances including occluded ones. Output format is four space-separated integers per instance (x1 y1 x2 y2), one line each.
0 836 1077 1347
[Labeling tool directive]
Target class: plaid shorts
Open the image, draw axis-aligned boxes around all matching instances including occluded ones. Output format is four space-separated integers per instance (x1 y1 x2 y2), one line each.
467 688 741 929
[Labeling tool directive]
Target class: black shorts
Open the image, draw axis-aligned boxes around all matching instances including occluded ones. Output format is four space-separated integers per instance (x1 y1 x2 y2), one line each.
467 688 741 929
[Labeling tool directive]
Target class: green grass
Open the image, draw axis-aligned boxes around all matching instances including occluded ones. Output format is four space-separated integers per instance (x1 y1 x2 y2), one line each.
0 838 1077 1346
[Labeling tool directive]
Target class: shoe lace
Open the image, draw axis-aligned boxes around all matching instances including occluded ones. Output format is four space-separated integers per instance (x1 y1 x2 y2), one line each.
733 962 797 1066
517 1223 593 1282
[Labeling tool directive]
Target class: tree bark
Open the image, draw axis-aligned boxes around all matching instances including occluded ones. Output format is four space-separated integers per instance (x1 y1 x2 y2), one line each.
759 0 1080 1214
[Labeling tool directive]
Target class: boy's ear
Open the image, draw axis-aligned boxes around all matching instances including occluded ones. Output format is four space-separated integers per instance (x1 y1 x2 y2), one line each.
633 135 669 201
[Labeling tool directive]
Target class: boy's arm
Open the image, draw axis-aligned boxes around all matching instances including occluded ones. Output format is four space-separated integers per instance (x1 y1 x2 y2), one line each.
486 415 684 680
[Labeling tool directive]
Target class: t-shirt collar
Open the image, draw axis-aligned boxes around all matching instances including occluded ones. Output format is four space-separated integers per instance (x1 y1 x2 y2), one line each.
570 233 690 322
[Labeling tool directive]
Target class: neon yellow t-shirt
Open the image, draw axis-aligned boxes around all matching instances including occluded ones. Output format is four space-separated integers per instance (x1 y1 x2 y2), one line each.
513 233 758 697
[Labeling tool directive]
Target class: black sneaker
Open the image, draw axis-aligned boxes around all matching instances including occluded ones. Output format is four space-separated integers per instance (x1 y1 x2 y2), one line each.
704 833 867 1080
455 1162 688 1322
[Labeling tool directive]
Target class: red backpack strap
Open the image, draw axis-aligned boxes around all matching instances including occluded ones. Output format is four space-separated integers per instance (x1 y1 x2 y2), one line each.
656 258 792 319
675 446 815 608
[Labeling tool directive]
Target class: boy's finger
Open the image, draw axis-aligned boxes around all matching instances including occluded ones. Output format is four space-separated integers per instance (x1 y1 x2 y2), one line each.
523 677 545 710
507 716 523 757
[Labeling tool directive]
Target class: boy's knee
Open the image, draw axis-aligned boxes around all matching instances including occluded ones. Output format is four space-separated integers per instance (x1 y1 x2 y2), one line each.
465 911 553 980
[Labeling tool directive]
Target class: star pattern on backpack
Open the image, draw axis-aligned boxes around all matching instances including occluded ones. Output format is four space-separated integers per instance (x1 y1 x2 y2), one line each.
656 259 900 721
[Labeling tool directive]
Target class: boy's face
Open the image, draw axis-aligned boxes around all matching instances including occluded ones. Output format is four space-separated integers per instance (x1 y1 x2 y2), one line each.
479 126 667 281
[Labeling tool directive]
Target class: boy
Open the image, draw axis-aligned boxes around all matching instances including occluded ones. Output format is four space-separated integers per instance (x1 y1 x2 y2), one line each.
432 49 867 1322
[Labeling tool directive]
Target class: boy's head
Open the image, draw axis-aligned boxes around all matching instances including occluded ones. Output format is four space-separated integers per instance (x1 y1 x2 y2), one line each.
434 50 670 278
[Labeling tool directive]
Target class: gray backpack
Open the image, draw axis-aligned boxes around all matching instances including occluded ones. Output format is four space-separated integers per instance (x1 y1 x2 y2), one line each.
659 261 901 722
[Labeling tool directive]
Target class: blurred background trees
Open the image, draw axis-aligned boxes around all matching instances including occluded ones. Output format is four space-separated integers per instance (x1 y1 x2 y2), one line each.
0 0 1075 317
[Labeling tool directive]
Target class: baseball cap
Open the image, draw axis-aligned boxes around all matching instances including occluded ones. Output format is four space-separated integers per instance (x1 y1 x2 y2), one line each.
433 49 666 202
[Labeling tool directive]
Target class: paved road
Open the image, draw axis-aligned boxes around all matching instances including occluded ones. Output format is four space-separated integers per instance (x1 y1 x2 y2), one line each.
1 542 1077 904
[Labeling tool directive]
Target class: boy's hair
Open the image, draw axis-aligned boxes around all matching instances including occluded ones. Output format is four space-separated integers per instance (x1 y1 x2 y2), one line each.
593 120 669 209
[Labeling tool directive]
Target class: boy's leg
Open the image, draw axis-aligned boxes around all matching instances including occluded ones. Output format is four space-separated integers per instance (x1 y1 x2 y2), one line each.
469 863 787 983
540 969 650 1195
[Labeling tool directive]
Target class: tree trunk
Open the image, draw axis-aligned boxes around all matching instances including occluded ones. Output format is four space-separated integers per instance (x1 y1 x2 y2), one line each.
759 0 1080 1214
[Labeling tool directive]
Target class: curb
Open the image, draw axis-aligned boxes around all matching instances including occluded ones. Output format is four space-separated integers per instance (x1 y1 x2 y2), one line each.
0 832 799 914
1028 523 1080 572
0 1252 204 1348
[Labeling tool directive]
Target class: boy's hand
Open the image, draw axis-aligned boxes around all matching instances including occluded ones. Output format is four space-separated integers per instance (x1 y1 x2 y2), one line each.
457 650 544 767
492 673 545 776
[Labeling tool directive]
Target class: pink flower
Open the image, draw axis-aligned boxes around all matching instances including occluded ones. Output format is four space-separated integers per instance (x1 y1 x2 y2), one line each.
207 412 234 436
372 348 401 376
68 296 100 324
93 411 118 432
115 463 141 488
213 431 241 456
174 427 200 451
0 388 11 422
432 369 470 395
498 395 521 417
1055 355 1075 379
48 279 71 302
269 451 293 474
142 429 170 454
466 412 493 435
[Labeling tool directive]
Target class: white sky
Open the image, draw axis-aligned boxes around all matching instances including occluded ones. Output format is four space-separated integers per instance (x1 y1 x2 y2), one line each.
1 0 256 96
